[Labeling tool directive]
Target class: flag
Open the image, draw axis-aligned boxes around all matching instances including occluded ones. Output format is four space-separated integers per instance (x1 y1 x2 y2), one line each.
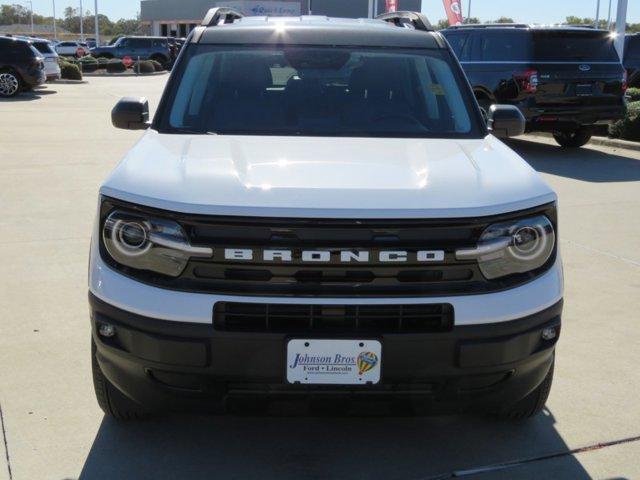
442 0 464 26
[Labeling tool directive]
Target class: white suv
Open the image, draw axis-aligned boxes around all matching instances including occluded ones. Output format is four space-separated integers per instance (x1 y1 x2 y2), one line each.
90 10 563 420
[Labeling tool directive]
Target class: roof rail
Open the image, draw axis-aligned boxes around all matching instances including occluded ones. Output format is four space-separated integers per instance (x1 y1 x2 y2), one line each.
201 7 244 27
447 23 529 29
376 11 434 32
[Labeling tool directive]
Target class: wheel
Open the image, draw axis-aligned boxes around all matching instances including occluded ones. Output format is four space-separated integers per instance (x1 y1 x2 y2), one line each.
150 54 168 68
0 70 21 98
92 339 148 420
475 95 493 119
553 127 593 148
496 359 554 420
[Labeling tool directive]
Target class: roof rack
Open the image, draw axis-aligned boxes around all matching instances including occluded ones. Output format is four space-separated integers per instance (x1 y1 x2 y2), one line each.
376 11 434 32
447 23 530 29
201 7 244 27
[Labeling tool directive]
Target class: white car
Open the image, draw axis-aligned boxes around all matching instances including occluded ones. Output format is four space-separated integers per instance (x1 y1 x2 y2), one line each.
90 10 563 420
55 40 89 57
28 38 61 81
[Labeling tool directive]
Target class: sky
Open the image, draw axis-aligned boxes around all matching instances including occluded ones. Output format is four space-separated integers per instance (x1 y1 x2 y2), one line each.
12 0 640 23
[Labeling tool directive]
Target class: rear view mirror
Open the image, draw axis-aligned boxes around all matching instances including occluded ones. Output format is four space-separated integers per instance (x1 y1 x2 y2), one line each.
112 97 150 130
487 105 525 138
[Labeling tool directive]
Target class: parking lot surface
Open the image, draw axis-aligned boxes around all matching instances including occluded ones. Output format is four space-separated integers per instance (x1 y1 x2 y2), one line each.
0 77 639 480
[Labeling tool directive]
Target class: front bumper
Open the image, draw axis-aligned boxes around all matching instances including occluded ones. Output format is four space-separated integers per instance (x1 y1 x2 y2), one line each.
90 292 562 414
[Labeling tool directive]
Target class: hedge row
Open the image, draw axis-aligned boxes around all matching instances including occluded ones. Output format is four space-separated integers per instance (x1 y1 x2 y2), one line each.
58 56 165 78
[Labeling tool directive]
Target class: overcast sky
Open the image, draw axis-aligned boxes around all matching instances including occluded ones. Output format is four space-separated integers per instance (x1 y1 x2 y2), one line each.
13 0 640 23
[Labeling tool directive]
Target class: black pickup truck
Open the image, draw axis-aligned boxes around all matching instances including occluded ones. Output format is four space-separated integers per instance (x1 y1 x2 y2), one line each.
442 25 626 148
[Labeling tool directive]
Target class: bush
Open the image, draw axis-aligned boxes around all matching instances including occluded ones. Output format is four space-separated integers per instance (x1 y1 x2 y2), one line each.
132 60 155 74
626 88 640 103
78 55 98 73
106 59 126 73
149 59 164 72
96 57 110 68
609 101 640 141
60 62 82 80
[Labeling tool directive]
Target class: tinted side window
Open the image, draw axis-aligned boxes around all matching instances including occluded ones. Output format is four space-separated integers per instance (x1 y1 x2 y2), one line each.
444 33 470 61
130 38 151 48
474 31 531 62
626 37 640 60
152 39 167 48
33 42 54 54
59 42 75 47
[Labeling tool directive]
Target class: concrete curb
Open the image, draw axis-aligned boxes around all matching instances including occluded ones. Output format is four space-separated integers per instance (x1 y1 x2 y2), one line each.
81 71 168 78
48 80 88 85
528 132 640 153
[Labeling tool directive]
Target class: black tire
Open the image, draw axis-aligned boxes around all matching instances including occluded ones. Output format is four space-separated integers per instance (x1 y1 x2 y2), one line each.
150 54 168 67
92 339 148 420
0 69 22 98
553 127 593 148
496 360 554 420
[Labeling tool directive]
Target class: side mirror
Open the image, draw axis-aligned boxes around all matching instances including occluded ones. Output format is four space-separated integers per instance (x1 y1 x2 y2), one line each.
487 105 525 138
112 97 150 130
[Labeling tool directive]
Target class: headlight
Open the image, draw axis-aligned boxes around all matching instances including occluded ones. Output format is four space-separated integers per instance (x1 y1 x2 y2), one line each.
456 215 555 280
103 210 212 277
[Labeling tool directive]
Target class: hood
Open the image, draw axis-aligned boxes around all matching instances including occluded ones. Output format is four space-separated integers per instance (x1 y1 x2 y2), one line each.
100 131 556 219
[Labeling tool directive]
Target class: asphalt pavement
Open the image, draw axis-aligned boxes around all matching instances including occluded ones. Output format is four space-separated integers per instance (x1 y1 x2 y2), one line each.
0 76 639 480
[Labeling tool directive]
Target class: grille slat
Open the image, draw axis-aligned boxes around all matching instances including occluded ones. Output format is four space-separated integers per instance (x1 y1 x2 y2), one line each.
214 302 454 334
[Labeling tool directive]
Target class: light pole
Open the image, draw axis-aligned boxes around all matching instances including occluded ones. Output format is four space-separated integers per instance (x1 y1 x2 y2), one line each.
467 0 472 22
52 0 57 40
614 0 628 59
595 0 600 28
94 0 99 46
25 0 34 34
607 0 613 30
79 0 84 41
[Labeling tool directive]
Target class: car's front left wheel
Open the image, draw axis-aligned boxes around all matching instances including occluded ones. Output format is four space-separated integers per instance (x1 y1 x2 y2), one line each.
0 70 21 98
92 339 148 420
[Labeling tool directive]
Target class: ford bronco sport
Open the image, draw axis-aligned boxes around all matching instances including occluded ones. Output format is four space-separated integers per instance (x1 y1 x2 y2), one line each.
90 10 563 420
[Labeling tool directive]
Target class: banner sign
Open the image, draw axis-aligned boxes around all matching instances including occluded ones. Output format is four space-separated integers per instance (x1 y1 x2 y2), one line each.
386 0 398 13
442 0 464 26
218 1 301 16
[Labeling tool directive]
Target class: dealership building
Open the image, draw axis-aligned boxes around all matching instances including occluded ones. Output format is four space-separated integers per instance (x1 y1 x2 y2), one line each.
141 0 423 37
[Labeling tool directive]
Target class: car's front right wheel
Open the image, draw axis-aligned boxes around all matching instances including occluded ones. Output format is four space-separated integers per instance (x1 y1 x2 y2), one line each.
92 339 148 420
0 70 21 98
553 127 593 148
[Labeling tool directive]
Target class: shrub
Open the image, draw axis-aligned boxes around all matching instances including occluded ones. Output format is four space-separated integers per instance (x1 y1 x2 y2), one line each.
60 62 82 80
133 60 155 74
106 59 126 73
609 101 640 141
149 59 164 72
626 88 640 103
96 57 109 68
78 55 98 73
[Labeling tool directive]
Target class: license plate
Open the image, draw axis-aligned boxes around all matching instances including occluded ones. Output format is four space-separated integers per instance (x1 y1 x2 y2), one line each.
286 339 382 385
576 84 594 96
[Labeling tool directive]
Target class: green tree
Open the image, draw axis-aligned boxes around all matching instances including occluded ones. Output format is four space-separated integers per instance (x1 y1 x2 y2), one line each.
464 17 481 25
492 17 515 24
435 19 449 30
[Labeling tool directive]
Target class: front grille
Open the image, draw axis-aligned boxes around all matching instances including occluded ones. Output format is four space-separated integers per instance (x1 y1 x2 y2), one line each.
214 302 454 334
100 198 557 297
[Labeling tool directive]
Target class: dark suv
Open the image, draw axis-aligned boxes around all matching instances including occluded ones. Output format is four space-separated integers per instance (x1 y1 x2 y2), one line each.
624 34 640 88
442 25 626 148
0 36 46 98
91 36 174 66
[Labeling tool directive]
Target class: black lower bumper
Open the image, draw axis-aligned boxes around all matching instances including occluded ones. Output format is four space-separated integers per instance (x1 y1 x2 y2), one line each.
89 293 562 414
521 104 625 132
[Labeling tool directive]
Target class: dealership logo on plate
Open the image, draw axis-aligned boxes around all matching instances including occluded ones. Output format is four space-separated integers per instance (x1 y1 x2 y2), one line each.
579 64 591 72
357 352 379 375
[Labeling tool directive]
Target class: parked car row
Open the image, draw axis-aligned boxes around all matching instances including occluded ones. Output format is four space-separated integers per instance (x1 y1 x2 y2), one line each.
442 25 629 148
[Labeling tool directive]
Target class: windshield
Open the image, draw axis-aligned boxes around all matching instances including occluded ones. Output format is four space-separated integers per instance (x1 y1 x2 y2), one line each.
159 45 481 138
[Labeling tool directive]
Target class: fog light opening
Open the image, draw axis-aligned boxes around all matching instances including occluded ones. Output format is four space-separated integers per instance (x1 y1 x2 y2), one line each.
541 327 557 341
98 323 116 338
